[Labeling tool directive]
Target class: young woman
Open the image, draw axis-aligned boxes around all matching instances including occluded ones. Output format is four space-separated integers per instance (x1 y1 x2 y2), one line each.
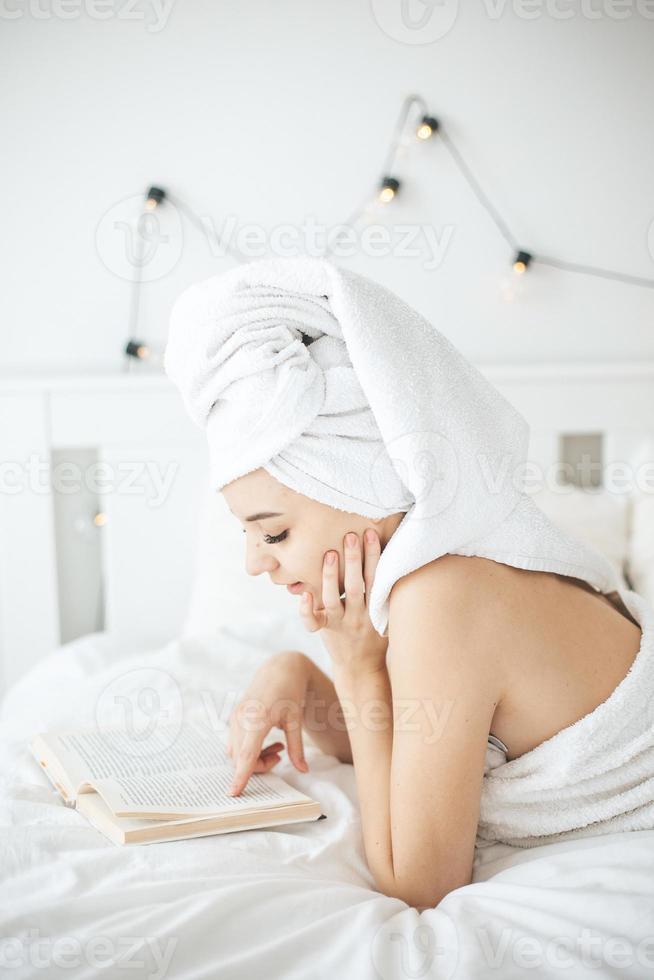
220 465 643 909
164 255 650 910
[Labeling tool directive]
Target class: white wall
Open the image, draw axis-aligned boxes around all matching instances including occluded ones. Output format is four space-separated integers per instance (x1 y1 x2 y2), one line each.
1 0 653 375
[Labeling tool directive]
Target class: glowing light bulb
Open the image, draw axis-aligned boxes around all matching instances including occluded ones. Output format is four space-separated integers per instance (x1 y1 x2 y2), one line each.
416 115 439 140
144 186 165 211
378 177 400 203
512 250 532 275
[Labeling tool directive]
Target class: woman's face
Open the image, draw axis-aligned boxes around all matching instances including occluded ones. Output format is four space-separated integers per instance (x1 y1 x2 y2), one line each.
222 468 405 608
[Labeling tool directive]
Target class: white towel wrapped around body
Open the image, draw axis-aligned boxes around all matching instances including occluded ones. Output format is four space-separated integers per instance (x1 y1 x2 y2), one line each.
164 256 654 848
478 587 654 849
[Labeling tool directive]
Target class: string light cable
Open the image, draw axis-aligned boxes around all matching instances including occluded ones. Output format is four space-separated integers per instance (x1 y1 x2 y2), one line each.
123 95 654 365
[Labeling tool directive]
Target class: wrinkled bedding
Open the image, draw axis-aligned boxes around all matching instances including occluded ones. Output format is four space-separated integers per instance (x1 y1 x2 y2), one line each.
2 629 654 980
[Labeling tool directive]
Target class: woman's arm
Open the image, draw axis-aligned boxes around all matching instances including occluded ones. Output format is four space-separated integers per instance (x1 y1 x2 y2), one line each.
331 661 394 887
332 557 507 909
302 655 353 764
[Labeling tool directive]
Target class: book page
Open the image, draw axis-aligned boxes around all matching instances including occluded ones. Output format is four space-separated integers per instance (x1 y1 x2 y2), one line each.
89 766 314 818
33 718 316 816
36 719 231 788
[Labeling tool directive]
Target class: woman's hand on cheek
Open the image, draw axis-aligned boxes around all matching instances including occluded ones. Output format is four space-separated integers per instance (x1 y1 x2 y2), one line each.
299 529 389 676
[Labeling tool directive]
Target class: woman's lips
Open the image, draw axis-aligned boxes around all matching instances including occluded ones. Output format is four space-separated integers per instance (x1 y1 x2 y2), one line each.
286 582 304 594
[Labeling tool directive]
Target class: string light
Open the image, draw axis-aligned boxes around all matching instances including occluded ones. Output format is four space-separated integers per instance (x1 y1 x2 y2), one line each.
416 114 439 140
513 251 533 275
378 176 400 203
359 93 654 288
123 187 170 371
125 340 150 360
124 339 164 368
145 186 166 210
120 95 654 364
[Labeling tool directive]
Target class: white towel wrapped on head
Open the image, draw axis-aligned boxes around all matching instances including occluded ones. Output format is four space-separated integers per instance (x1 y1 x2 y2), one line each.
164 256 621 638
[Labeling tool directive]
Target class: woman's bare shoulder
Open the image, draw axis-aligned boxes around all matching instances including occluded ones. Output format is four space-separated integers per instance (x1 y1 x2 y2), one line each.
389 554 523 645
387 554 512 702
392 553 518 596
389 554 530 665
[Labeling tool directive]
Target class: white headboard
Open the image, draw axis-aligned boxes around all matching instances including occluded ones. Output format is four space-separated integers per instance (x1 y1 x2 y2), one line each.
1 362 653 696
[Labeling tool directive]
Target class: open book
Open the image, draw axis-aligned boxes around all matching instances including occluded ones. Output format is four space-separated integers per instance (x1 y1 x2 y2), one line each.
29 719 325 846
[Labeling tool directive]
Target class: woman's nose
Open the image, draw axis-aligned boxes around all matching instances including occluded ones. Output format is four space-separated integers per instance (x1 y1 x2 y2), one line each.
245 541 278 577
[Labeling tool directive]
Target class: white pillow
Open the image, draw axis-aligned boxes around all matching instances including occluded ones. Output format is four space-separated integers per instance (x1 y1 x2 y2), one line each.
626 492 654 607
530 484 630 590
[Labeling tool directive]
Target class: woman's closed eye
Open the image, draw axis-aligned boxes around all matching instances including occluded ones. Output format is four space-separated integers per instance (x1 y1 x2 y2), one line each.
242 529 289 544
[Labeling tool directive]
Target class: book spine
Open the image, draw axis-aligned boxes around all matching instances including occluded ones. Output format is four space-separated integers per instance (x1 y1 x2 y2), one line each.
36 755 77 808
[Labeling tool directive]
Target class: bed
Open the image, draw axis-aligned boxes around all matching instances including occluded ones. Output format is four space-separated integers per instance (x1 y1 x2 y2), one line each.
2 362 654 978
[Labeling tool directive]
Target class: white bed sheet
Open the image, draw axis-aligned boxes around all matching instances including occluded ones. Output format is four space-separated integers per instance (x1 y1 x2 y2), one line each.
2 628 654 980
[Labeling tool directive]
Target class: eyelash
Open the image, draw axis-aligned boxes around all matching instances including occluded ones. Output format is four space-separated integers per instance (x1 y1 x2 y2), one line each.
242 529 289 544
